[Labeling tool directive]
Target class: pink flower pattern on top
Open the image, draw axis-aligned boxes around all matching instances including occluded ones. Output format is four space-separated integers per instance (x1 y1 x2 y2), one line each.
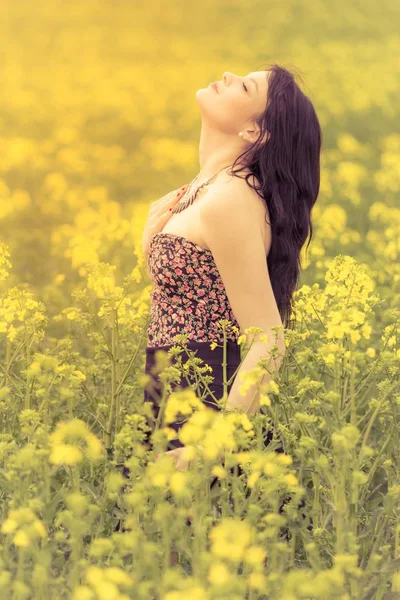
146 232 240 347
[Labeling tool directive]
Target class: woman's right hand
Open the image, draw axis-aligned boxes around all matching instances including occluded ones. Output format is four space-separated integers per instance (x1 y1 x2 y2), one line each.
142 185 189 257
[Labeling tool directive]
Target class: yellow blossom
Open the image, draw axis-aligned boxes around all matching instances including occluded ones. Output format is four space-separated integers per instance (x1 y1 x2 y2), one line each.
263 462 281 477
49 419 104 465
32 520 46 538
259 393 271 407
169 472 187 495
210 519 253 562
243 545 267 565
247 572 267 591
72 586 94 600
13 530 30 548
49 444 83 465
104 567 133 586
1 519 18 534
208 562 230 585
248 470 261 488
268 380 280 394
285 473 299 487
150 472 169 488
211 465 227 479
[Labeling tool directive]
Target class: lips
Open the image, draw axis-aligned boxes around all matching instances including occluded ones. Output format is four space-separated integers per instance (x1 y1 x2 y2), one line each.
211 82 219 93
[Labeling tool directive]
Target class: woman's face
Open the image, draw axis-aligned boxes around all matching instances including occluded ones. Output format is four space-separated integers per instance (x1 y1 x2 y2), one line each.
196 70 269 133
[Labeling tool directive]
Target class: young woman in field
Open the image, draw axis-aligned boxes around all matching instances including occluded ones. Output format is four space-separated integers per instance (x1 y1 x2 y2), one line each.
142 63 321 451
118 64 321 557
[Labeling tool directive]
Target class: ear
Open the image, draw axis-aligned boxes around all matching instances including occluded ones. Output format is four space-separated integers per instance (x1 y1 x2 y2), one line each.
255 128 270 145
247 127 270 145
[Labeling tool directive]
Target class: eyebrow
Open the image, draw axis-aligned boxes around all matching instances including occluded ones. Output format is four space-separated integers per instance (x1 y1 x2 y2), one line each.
247 76 259 94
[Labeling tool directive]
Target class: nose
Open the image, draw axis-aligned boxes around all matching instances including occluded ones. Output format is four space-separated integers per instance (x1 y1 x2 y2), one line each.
222 72 239 88
222 72 231 85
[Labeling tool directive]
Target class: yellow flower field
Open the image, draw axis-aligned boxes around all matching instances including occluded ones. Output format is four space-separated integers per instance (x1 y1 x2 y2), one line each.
0 0 399 598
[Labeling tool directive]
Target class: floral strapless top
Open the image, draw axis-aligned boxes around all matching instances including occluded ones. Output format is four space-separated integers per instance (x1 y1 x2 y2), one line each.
146 232 240 348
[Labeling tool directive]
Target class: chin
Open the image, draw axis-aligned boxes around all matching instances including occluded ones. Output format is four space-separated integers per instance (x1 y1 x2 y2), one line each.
195 87 209 95
194 89 209 106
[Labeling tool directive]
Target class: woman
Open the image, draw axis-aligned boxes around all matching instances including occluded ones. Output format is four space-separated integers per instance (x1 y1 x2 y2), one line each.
118 64 321 545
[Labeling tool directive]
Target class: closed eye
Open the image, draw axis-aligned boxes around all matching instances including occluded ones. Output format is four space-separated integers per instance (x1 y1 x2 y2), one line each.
242 82 248 92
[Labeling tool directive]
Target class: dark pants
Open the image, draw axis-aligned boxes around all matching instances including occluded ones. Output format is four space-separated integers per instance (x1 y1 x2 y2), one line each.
115 340 312 538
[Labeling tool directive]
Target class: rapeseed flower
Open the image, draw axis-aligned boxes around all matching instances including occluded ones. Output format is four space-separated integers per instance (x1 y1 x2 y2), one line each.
208 562 230 585
49 418 104 465
163 388 204 425
1 507 46 548
73 565 133 600
210 518 253 562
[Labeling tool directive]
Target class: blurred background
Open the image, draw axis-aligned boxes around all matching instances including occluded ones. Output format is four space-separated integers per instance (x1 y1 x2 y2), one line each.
0 0 399 316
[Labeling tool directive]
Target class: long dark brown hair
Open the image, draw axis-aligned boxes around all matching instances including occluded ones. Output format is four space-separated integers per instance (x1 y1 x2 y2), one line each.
227 63 322 329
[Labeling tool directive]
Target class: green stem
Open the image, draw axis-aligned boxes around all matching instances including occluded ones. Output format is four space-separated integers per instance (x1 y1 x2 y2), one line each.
25 344 31 410
14 547 26 600
114 328 146 397
392 515 400 592
105 310 117 450
69 467 81 590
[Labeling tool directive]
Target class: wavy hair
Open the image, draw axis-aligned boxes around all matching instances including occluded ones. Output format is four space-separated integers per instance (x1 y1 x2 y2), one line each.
227 63 322 329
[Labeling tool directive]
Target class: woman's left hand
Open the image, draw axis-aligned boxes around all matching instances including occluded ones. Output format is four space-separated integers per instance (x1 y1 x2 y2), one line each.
155 447 192 471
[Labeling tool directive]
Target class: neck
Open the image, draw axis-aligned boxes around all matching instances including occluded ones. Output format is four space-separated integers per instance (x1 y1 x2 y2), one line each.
197 121 247 183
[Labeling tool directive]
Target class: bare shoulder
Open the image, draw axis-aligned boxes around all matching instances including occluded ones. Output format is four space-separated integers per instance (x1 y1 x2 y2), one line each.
201 169 271 254
209 170 266 213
